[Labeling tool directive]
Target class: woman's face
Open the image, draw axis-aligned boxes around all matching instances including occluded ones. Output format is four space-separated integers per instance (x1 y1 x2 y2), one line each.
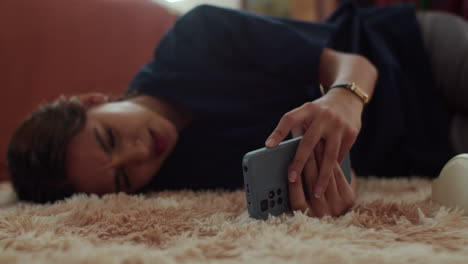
65 99 178 195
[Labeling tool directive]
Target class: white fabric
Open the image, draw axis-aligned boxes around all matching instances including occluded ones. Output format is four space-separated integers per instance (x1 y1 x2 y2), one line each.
432 154 468 214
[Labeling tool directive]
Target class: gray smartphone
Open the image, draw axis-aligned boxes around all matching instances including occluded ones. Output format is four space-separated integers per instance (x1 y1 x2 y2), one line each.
242 136 352 220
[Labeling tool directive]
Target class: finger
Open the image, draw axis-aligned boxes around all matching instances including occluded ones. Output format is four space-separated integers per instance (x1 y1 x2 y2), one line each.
288 120 324 184
314 139 325 164
265 109 310 148
288 168 312 216
303 154 318 201
324 164 342 215
314 142 334 215
312 140 329 203
291 126 305 138
324 165 340 202
309 187 330 218
265 103 314 147
334 164 355 209
315 131 341 198
304 146 329 218
337 128 357 163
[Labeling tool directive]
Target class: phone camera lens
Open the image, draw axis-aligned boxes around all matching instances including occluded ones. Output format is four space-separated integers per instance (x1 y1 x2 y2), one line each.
243 166 248 172
277 188 282 195
260 200 268 212
277 197 283 205
270 200 275 208
268 190 275 199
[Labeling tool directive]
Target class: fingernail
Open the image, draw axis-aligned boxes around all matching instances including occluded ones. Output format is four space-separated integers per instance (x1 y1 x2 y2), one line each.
288 171 297 183
265 138 275 147
314 188 322 199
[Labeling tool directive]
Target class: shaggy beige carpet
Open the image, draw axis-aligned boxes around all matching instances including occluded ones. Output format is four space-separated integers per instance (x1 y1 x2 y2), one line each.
0 177 468 264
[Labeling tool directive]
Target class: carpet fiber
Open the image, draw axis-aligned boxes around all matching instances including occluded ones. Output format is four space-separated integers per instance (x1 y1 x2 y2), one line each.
1 177 468 263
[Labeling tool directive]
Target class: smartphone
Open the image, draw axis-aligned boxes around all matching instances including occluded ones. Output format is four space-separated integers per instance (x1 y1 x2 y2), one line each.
242 136 352 220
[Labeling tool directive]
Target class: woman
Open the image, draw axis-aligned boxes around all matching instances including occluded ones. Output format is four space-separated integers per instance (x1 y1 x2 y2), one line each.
7 2 455 217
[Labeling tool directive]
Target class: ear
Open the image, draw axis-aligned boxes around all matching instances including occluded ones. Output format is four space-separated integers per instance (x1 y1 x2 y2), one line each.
76 93 109 108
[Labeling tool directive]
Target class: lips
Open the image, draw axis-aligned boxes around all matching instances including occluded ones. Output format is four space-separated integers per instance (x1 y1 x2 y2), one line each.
148 129 168 157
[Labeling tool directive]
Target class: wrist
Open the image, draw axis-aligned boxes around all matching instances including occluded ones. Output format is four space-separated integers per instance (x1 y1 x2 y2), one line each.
326 87 364 114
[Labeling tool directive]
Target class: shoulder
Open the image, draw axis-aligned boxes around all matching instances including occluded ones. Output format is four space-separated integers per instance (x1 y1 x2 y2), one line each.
177 4 267 26
179 5 237 22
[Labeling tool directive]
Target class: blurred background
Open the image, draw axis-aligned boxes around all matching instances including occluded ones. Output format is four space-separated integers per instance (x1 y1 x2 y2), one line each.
153 0 337 20
155 0 468 21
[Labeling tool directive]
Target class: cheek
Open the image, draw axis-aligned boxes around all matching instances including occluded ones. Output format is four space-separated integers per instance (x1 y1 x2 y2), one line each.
119 112 156 131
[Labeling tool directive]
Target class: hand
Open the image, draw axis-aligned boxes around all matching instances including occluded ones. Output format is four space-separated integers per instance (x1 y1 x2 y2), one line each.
265 88 363 198
288 141 356 217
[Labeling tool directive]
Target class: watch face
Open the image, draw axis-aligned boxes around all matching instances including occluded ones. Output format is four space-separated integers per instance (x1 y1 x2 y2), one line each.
319 84 326 95
351 83 369 104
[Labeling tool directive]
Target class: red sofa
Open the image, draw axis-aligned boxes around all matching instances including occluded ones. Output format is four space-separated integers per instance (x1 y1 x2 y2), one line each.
0 0 177 181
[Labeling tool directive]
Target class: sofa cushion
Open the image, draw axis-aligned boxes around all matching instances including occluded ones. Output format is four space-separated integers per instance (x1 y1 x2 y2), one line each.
417 11 468 114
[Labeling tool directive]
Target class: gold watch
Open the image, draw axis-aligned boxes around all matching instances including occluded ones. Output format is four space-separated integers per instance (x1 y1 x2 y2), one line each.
327 82 369 105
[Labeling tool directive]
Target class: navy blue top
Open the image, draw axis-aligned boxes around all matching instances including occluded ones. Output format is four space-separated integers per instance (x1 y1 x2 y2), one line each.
128 2 452 191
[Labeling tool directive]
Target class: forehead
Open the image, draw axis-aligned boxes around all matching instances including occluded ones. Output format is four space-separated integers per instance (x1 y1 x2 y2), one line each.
65 114 113 194
89 100 146 115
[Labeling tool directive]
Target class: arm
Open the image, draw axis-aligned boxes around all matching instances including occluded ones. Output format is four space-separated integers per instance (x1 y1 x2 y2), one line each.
130 5 330 90
319 48 377 113
267 47 377 193
312 48 377 194
267 48 377 217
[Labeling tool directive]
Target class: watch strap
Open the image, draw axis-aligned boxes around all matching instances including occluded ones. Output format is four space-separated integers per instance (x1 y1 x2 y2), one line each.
329 82 369 105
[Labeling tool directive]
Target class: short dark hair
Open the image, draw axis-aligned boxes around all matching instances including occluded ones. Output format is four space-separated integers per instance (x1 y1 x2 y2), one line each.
7 96 87 203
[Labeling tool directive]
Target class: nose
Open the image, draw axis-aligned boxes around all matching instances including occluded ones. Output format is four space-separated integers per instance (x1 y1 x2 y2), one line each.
115 139 150 167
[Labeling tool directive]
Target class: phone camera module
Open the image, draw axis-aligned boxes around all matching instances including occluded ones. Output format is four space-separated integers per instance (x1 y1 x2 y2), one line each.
260 199 268 212
268 190 275 199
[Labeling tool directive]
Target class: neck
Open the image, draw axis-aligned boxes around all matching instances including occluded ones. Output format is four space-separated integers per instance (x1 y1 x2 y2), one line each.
128 95 192 131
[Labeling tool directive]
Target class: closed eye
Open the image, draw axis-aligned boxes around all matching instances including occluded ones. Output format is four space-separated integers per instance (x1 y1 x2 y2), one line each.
106 127 115 149
104 127 131 191
94 127 110 154
121 169 131 189
115 169 131 192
